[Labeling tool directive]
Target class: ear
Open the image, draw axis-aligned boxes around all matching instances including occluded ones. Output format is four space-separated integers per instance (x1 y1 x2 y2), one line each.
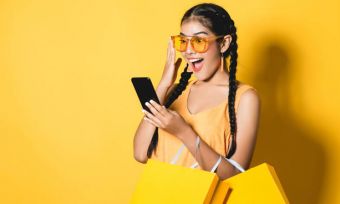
220 35 232 53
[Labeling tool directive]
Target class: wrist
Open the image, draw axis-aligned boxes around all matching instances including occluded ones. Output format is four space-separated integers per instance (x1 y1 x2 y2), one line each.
177 126 196 144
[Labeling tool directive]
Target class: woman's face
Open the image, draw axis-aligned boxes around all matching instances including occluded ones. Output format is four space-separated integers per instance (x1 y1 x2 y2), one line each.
180 20 222 80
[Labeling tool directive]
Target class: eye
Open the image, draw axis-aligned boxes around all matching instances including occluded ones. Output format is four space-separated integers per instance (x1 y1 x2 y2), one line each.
192 37 205 44
179 37 188 43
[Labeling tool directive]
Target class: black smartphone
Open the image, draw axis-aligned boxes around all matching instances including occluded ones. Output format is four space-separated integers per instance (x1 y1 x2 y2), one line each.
131 77 160 112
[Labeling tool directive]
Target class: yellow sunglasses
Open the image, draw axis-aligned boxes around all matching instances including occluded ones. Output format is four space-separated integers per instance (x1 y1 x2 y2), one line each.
171 35 224 53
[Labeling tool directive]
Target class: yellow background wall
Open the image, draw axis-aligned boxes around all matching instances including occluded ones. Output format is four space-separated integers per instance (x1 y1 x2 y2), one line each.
0 0 339 203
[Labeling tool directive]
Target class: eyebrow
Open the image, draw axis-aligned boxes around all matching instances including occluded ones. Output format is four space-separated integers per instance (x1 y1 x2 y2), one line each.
180 31 209 36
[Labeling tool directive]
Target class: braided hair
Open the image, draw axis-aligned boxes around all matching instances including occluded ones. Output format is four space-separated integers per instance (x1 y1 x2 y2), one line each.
147 3 239 159
147 65 192 157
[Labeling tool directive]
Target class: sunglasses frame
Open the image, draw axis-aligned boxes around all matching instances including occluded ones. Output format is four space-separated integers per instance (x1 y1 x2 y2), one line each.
171 35 225 53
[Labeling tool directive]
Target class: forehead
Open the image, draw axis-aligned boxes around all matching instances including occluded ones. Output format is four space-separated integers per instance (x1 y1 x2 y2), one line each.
180 20 212 36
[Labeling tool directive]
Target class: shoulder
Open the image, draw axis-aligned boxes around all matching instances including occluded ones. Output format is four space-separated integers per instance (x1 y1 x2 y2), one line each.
236 82 260 112
237 82 259 99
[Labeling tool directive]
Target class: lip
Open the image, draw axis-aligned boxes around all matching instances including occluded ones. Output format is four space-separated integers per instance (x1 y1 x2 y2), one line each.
186 57 203 62
186 57 201 59
191 59 204 73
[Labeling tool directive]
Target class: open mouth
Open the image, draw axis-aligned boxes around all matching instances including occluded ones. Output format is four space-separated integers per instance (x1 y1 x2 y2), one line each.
189 58 204 72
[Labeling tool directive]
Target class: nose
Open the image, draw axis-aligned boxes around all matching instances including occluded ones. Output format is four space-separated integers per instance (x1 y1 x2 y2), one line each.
184 41 195 54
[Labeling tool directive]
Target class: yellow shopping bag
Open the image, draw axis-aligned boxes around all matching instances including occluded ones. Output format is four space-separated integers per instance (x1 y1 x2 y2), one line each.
222 163 289 204
131 139 288 204
130 159 227 204
131 160 289 204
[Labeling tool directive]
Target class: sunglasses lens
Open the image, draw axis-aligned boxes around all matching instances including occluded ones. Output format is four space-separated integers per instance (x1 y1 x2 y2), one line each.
172 36 187 52
171 36 209 53
191 37 208 53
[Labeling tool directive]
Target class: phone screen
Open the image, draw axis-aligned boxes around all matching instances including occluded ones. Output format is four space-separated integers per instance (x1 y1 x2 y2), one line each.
131 77 160 112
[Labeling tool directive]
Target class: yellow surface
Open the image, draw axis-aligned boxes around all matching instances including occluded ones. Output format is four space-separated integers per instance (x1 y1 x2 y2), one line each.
131 161 287 204
225 163 289 203
210 180 230 204
0 0 340 203
130 159 219 204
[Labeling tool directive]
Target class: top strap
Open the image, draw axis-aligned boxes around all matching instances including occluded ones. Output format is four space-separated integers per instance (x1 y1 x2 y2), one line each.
235 84 256 113
171 144 245 173
225 84 256 121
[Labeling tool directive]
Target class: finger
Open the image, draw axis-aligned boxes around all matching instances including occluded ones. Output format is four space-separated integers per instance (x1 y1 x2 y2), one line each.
145 101 167 119
169 36 173 46
168 109 179 116
142 109 163 126
169 36 174 51
167 38 173 60
143 116 159 127
169 39 175 61
149 100 169 116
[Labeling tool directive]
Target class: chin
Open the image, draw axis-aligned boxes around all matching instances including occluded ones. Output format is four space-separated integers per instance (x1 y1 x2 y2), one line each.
193 73 209 82
193 69 214 82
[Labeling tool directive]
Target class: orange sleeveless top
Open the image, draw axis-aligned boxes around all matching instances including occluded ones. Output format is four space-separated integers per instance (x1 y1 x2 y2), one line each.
151 79 256 169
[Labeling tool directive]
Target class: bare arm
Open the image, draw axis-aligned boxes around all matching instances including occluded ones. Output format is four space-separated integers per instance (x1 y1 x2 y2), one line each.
141 88 260 179
177 89 261 179
133 37 181 163
133 83 177 163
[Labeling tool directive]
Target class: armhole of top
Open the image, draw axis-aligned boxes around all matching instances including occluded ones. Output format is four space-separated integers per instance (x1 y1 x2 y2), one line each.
224 84 257 154
225 84 255 118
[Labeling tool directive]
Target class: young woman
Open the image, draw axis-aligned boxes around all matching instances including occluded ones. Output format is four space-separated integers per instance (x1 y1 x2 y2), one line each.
133 3 260 180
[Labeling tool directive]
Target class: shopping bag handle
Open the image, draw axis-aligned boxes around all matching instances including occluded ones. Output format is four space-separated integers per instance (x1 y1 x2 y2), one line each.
171 144 245 173
170 144 185 165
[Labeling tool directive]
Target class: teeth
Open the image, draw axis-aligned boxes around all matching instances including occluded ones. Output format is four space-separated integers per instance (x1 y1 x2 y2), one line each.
188 58 203 63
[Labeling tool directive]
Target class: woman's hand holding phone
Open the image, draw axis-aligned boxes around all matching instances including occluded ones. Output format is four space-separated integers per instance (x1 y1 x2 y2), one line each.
142 99 192 140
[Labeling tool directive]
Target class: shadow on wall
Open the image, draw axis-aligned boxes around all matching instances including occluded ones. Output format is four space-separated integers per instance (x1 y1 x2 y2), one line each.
249 34 327 204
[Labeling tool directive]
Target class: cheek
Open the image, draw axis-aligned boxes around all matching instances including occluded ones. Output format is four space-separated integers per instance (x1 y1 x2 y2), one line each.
203 48 221 67
207 43 221 58
180 52 186 60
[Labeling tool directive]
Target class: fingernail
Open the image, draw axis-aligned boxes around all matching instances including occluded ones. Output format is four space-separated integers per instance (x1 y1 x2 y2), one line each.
150 100 155 103
142 109 146 113
145 102 149 106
